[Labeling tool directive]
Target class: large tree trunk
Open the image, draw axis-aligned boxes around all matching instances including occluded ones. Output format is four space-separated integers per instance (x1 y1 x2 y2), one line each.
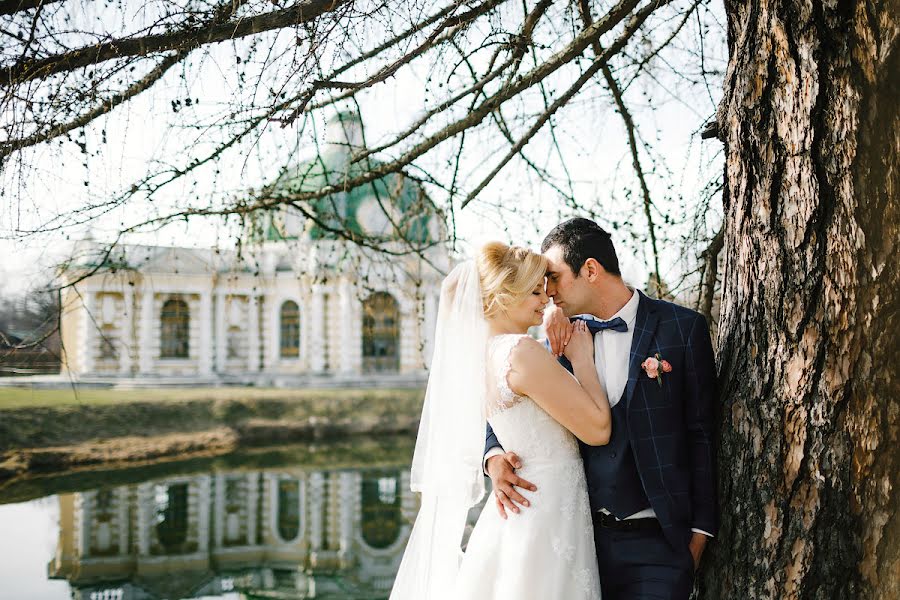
699 1 898 598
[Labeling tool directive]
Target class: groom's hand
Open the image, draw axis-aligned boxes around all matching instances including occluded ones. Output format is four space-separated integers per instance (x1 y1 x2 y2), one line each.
486 452 537 519
544 305 573 356
689 532 708 571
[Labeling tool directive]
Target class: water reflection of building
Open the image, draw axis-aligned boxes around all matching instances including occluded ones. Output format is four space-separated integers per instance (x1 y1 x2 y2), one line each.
57 111 448 385
49 466 418 599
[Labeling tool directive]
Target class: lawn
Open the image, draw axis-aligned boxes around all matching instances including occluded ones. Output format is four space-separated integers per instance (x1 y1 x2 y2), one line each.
0 385 423 410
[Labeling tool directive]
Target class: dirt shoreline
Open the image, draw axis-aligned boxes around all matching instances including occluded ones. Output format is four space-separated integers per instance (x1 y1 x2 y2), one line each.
0 389 422 484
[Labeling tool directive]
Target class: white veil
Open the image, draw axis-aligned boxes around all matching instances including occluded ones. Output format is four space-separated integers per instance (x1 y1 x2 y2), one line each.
390 260 489 600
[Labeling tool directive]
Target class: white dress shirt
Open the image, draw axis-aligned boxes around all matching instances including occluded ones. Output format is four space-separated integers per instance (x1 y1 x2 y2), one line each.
578 287 640 409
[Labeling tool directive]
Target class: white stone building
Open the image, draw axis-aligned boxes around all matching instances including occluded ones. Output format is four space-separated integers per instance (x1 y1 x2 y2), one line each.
58 113 449 386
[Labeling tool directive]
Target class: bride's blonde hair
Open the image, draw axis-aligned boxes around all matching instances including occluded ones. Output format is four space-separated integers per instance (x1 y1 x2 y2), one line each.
477 242 548 319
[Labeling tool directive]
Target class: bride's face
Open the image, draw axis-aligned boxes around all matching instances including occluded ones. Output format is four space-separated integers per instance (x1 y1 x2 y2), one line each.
507 281 549 329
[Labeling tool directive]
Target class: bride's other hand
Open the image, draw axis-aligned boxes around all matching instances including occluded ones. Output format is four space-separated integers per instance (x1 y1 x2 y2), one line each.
543 304 572 356
486 452 537 520
562 320 593 365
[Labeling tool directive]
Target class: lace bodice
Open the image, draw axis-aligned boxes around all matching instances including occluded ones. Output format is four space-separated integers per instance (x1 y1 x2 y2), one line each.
486 334 530 415
485 334 580 464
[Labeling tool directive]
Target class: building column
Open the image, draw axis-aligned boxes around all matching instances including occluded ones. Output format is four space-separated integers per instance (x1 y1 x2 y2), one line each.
137 287 154 374
213 474 225 549
338 280 354 374
116 487 129 556
424 291 438 367
215 292 227 373
399 296 418 373
246 472 259 546
197 475 211 552
309 287 325 372
338 472 356 561
350 288 362 373
247 294 260 373
135 483 152 556
308 471 324 551
120 285 134 375
264 294 280 372
198 290 213 376
74 493 90 558
264 473 277 542
79 289 96 375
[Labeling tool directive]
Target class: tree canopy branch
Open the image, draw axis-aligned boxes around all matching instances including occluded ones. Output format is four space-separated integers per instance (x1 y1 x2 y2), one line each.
2 0 351 85
0 50 188 159
0 0 63 17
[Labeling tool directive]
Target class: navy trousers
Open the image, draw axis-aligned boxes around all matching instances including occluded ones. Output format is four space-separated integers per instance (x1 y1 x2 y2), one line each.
592 514 695 600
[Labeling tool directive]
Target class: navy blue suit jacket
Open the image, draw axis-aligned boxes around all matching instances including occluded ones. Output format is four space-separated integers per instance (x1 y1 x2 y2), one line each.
485 291 719 547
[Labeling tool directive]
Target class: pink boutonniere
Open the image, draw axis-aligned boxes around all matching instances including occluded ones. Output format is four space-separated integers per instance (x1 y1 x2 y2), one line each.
641 353 673 387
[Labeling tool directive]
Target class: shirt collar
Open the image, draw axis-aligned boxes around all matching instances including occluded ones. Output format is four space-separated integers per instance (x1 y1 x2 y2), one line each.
575 287 640 327
616 287 640 326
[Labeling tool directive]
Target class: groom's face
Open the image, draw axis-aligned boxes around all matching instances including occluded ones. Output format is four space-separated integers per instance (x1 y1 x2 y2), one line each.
543 244 590 316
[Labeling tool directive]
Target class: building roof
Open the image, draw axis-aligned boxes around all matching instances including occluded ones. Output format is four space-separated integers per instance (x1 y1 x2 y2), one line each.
261 113 441 245
67 243 230 275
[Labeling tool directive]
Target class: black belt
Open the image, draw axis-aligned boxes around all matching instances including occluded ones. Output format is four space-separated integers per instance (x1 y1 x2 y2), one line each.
593 511 660 531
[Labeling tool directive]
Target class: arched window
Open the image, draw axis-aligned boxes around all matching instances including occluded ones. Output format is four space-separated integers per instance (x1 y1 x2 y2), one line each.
362 292 399 372
154 483 188 553
226 325 243 359
91 488 117 556
360 469 402 549
160 299 189 358
98 324 118 360
223 478 247 546
277 478 301 542
280 301 300 358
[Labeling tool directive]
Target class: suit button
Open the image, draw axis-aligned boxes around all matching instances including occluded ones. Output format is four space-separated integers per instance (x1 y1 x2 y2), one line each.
610 452 617 459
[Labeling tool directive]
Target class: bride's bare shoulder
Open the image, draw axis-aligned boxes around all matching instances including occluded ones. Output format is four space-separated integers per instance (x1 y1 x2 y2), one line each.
505 335 567 398
507 335 554 370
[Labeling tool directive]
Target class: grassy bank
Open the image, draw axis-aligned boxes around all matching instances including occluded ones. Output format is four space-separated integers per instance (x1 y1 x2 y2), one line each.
0 386 421 410
0 387 424 482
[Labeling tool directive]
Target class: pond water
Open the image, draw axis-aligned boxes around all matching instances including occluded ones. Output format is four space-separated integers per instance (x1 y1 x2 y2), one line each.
0 437 487 600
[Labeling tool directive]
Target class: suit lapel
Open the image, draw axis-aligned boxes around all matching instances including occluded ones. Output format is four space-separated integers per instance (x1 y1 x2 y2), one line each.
625 291 659 407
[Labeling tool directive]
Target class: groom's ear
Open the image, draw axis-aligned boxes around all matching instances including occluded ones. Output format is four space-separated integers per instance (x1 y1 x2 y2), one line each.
581 258 601 282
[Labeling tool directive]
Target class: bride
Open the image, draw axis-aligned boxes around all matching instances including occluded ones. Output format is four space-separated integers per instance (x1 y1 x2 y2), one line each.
391 242 611 600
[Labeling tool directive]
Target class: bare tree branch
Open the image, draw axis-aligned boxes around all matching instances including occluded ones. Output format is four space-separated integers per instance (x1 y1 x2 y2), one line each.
311 0 505 91
0 0 63 17
2 0 352 85
699 225 723 322
0 50 188 159
462 52 609 207
315 0 646 185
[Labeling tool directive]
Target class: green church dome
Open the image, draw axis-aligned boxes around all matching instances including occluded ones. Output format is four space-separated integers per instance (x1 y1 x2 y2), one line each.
263 112 440 245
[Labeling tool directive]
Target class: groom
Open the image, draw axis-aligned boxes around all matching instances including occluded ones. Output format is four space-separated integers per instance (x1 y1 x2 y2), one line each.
485 218 718 599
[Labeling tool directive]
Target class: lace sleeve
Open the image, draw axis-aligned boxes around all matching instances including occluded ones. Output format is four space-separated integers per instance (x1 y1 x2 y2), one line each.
485 334 531 417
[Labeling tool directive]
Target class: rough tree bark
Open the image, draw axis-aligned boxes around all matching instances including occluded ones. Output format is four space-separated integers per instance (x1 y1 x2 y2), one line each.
699 1 898 598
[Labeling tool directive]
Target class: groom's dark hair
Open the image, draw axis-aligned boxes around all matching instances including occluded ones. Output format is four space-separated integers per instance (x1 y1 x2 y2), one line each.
540 218 621 277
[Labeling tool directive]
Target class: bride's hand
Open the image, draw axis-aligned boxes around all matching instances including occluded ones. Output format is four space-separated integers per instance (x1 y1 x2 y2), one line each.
543 304 572 357
562 320 593 365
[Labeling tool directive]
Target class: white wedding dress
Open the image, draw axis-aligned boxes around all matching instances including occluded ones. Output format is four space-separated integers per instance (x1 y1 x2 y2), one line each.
455 334 602 599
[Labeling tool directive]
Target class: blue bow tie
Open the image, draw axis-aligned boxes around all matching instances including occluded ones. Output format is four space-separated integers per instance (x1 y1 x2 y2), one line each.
576 316 628 333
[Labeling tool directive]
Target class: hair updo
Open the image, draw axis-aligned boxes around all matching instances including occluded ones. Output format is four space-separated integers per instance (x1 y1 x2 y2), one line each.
476 242 548 319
